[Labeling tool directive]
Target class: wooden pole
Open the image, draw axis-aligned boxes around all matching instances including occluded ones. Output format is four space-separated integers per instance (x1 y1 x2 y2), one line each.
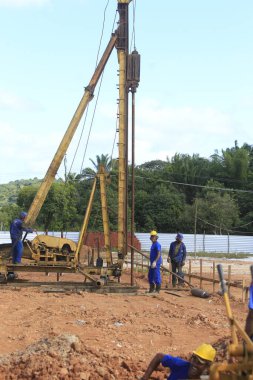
200 259 203 288
188 260 192 285
212 261 216 293
228 265 231 297
242 279 246 304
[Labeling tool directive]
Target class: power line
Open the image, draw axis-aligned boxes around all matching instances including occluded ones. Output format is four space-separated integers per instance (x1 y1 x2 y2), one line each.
134 174 253 194
197 216 253 235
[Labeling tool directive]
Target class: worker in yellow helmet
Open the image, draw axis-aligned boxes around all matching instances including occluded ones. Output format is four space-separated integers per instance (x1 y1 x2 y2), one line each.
148 230 162 293
140 343 216 380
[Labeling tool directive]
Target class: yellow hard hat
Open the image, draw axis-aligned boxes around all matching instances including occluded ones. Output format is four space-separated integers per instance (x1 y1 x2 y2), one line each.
193 344 216 362
150 230 158 236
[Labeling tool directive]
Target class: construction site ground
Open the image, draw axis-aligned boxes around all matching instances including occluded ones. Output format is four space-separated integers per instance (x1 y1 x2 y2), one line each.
0 258 252 380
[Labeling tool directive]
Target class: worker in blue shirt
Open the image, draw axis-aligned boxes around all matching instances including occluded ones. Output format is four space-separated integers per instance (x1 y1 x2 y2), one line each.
168 233 187 287
140 343 216 380
245 271 253 340
10 211 34 264
148 230 162 293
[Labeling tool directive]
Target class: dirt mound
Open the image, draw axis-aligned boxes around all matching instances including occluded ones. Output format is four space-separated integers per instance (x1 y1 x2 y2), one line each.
0 334 232 380
0 334 148 380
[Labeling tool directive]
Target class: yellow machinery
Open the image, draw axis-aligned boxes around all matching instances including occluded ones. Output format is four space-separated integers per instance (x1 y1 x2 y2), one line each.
209 264 253 380
1 0 140 285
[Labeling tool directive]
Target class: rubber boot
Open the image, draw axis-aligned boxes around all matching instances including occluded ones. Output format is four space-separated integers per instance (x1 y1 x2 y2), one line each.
155 284 161 293
149 283 155 293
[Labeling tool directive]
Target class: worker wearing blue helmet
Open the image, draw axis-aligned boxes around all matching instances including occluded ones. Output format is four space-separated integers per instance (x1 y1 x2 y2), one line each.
168 233 187 287
148 230 162 293
10 211 34 264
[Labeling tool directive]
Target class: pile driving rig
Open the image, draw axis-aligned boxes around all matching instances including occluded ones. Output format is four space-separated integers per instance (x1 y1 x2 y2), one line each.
0 0 140 286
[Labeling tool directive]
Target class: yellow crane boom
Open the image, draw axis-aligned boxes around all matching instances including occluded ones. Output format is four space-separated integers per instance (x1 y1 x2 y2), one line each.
25 33 117 226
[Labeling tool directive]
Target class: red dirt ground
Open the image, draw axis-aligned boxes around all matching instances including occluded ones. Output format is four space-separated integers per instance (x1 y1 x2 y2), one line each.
0 264 251 380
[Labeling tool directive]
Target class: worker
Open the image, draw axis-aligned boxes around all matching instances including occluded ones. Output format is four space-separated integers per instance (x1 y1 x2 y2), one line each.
10 211 34 265
167 233 187 287
140 343 216 380
148 230 162 293
245 279 253 340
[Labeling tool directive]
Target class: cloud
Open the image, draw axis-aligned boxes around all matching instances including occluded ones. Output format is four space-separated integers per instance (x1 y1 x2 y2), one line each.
0 0 49 7
0 91 28 110
0 98 243 184
0 121 62 183
134 99 235 163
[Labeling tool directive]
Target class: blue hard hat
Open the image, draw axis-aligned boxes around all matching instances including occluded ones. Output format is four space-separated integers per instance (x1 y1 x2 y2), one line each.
20 211 28 219
176 233 183 240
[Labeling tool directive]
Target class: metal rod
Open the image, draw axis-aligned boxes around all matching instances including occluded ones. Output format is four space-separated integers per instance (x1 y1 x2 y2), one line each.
130 91 135 286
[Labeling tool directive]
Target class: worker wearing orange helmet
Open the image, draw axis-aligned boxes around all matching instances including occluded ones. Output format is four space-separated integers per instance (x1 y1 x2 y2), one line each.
140 343 216 380
148 230 162 293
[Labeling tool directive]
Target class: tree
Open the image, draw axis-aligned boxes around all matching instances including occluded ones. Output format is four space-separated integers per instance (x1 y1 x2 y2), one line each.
0 204 20 230
89 154 112 173
195 180 240 234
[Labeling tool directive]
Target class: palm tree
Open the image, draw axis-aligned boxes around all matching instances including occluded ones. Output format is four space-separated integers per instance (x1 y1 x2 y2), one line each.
89 154 112 173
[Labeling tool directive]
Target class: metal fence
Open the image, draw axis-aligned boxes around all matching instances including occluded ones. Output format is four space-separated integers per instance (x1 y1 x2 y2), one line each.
135 233 253 255
1 231 253 255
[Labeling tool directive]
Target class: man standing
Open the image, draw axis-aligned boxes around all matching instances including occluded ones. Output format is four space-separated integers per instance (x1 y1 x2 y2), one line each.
140 343 216 380
148 230 162 293
10 211 34 264
168 233 186 287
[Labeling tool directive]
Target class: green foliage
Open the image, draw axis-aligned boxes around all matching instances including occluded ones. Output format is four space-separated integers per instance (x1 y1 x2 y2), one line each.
0 178 41 207
1 142 253 234
0 204 21 230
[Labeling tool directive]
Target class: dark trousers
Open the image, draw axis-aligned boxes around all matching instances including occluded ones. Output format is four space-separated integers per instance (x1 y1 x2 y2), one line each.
171 260 184 286
11 239 23 264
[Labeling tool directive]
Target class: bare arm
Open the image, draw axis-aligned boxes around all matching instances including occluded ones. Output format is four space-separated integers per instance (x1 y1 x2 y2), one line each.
140 353 164 380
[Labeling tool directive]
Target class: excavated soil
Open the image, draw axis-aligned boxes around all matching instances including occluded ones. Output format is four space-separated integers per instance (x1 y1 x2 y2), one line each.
0 264 251 380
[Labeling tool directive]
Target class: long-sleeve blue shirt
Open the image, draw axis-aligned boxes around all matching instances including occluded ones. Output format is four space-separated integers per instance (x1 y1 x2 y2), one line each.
10 218 33 241
169 241 187 263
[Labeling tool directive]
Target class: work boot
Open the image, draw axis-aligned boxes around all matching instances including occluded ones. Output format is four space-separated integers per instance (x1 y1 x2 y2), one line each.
155 284 161 293
148 283 155 293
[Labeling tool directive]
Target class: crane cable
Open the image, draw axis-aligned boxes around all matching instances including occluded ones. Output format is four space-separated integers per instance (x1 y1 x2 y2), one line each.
67 103 90 178
79 0 119 175
63 0 112 178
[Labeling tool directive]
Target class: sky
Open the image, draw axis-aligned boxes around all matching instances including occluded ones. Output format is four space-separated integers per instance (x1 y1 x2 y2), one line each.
0 0 253 184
